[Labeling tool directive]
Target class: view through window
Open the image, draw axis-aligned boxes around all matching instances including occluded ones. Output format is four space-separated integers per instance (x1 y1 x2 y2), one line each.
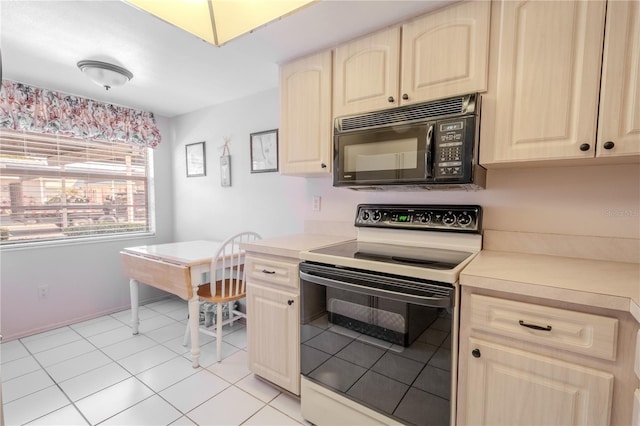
0 130 152 245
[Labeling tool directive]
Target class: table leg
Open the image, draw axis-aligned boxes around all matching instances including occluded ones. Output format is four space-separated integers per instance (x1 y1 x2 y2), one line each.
188 295 201 368
130 278 140 335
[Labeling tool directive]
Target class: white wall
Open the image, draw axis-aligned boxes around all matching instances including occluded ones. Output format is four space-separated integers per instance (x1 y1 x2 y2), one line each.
0 116 176 341
304 163 640 239
171 88 307 241
172 89 640 243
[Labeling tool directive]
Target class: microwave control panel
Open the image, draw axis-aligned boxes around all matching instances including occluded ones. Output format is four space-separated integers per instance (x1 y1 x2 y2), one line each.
433 116 475 180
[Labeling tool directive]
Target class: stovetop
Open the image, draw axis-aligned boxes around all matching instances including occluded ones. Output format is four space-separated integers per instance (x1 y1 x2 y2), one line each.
311 240 473 270
300 204 483 283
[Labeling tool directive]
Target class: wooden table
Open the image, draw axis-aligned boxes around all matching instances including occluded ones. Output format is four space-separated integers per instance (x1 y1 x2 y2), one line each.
120 240 222 368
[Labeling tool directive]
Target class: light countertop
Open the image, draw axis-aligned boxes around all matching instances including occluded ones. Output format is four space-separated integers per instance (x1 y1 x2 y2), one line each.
461 250 640 321
241 233 353 259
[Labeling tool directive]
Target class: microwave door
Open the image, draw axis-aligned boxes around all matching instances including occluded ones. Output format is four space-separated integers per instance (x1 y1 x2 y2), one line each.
335 124 429 186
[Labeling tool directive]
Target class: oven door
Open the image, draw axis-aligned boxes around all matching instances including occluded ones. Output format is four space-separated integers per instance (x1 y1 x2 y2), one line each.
299 262 454 426
333 123 434 187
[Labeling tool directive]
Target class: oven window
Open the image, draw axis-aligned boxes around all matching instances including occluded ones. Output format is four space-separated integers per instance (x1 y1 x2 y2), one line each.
301 279 452 425
344 138 418 173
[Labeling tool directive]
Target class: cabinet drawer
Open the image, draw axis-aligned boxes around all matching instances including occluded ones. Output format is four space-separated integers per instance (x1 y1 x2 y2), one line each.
469 294 618 360
245 256 299 289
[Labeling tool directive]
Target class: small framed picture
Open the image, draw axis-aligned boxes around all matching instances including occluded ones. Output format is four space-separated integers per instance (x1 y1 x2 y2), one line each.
250 129 278 173
186 141 206 177
220 155 231 187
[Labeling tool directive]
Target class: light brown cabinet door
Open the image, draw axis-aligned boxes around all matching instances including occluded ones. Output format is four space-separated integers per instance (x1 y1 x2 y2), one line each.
480 0 606 164
333 27 400 117
279 50 332 176
401 0 490 105
247 282 300 395
464 338 613 426
597 0 640 158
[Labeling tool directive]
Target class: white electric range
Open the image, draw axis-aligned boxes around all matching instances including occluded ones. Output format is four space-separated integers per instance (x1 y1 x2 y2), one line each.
298 204 482 426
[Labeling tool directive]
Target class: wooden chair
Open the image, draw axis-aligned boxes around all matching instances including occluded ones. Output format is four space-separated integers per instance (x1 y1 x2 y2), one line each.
183 231 261 362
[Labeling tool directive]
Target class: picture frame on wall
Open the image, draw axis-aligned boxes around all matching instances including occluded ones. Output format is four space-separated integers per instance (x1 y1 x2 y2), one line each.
220 155 231 187
250 129 278 173
186 141 206 177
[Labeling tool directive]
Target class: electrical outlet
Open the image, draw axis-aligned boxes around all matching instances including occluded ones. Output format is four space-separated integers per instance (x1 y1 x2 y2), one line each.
312 196 321 212
37 285 49 299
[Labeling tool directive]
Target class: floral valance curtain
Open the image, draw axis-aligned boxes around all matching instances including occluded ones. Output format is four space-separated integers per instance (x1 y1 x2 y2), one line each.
0 80 161 148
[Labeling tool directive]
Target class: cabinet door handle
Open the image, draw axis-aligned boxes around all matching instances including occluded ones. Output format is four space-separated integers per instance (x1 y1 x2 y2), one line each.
472 348 481 358
321 163 327 169
287 299 294 306
261 269 276 274
519 320 552 331
387 96 395 103
603 141 615 150
579 143 590 151
402 93 409 100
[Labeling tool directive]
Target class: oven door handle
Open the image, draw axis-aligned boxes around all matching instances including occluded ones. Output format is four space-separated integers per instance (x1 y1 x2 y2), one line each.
299 271 452 308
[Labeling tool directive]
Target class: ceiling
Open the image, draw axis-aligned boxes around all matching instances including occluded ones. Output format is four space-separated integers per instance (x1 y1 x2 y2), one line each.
0 0 452 118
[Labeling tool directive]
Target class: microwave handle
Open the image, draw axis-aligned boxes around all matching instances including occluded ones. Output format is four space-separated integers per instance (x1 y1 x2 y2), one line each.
426 124 434 178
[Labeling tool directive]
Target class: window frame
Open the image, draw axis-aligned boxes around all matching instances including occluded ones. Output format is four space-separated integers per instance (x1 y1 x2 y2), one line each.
0 130 156 248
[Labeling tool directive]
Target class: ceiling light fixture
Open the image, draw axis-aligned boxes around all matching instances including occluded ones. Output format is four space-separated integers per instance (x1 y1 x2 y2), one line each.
77 60 134 91
125 0 314 47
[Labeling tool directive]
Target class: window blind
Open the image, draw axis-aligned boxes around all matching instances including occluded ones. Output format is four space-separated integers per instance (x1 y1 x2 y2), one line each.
0 130 152 245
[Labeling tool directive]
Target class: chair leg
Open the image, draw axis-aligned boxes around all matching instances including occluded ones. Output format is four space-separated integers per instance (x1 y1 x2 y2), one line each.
216 302 223 362
182 319 190 347
227 301 234 326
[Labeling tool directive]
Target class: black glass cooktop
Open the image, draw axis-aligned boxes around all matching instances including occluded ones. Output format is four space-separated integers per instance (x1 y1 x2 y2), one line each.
310 241 473 270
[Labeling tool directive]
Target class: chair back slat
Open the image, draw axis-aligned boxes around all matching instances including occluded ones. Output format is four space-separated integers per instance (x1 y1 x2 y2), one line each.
211 231 261 297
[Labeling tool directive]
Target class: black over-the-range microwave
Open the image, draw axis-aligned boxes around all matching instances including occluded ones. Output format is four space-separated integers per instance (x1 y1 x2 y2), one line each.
333 93 486 191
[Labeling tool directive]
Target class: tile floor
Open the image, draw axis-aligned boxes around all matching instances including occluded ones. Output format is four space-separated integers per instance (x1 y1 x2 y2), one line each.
1 297 306 426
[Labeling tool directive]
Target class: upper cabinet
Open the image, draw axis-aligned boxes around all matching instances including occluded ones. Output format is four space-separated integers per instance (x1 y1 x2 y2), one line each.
333 27 400 117
401 0 491 107
279 50 333 176
597 0 640 158
480 0 640 165
333 1 491 117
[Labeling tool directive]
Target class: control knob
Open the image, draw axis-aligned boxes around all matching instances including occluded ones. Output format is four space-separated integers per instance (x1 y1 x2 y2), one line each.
442 211 457 226
457 212 473 227
372 210 382 222
361 211 370 221
419 212 432 224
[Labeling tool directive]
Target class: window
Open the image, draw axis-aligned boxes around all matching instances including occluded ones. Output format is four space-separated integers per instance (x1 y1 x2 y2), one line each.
0 130 152 245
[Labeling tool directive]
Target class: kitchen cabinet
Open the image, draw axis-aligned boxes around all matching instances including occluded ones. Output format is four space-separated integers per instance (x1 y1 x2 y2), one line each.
465 338 613 425
245 253 301 395
480 0 640 165
332 0 490 117
278 50 332 176
332 26 400 117
596 0 640 158
458 287 639 426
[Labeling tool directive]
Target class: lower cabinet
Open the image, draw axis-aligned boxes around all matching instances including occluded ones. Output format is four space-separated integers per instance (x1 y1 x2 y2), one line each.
465 338 613 425
245 254 301 395
458 287 638 426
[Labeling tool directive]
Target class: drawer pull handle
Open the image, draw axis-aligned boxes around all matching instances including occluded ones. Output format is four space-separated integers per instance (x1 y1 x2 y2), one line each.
261 269 276 274
519 320 552 332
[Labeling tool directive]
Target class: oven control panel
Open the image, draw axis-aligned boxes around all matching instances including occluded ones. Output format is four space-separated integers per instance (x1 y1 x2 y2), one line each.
355 204 482 233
